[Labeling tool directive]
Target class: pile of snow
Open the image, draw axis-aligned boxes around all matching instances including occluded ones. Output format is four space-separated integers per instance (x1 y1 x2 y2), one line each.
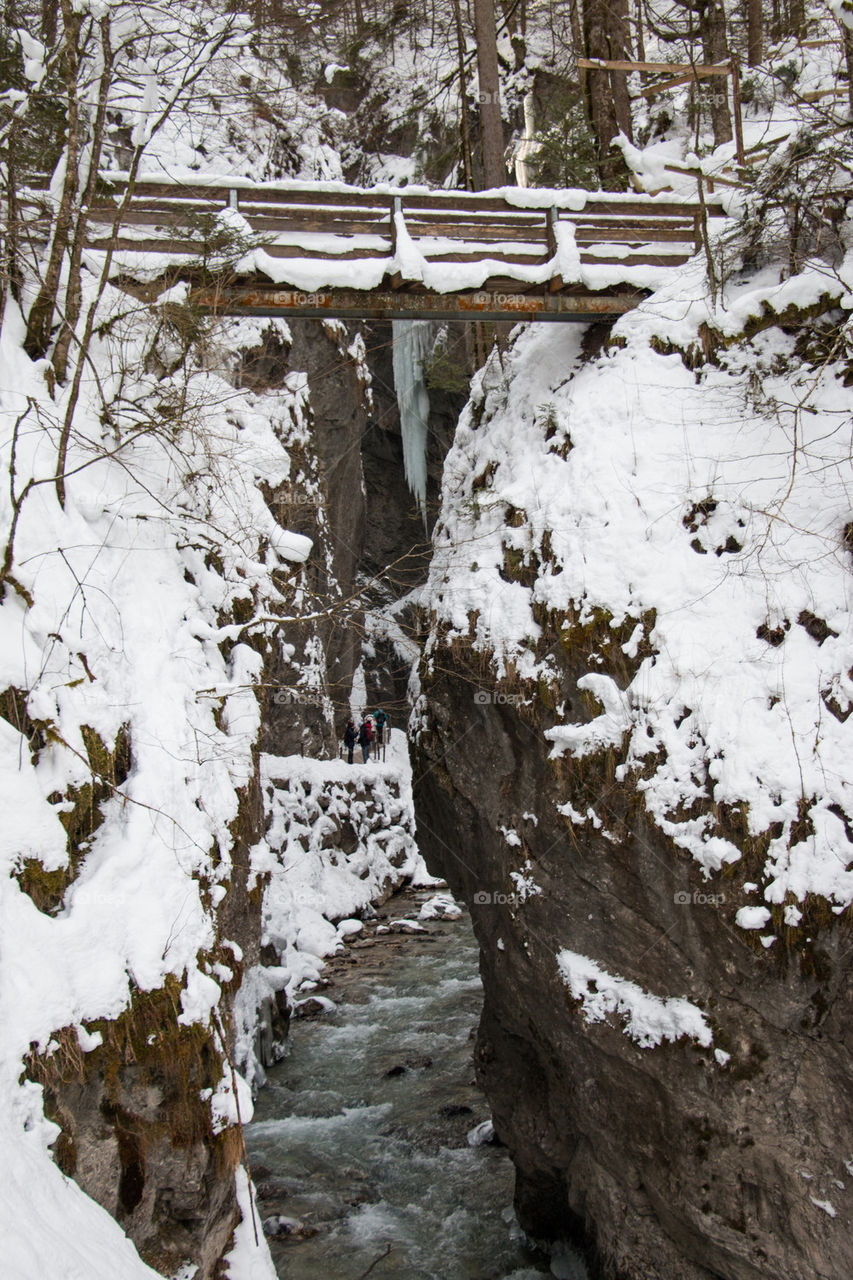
557 951 713 1050
419 892 463 920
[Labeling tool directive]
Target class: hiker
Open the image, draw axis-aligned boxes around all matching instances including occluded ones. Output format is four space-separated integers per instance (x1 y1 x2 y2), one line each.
374 707 388 747
357 718 371 763
343 719 357 764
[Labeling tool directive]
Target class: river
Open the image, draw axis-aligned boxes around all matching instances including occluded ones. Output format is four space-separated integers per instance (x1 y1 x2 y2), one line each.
246 889 588 1280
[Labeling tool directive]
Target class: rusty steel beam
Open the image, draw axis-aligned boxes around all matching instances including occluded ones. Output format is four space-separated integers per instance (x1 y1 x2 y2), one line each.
190 284 646 322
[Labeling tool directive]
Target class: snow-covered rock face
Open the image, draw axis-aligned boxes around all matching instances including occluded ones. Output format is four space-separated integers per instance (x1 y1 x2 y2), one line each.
426 284 853 928
0 287 374 1277
413 285 853 1278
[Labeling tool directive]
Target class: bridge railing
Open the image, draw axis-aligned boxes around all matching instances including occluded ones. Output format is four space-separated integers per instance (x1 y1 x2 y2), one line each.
66 179 726 272
14 177 729 319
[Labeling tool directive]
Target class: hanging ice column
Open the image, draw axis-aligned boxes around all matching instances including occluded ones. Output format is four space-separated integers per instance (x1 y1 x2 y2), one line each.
392 320 433 525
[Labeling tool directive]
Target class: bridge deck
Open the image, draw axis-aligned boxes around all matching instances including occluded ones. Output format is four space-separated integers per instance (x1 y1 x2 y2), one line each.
190 282 650 322
25 176 728 320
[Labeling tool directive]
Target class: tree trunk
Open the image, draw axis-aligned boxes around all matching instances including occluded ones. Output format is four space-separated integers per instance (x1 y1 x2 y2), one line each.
609 0 634 142
1 119 22 322
24 0 83 361
583 0 624 186
568 0 586 96
41 0 57 44
498 0 526 69
52 15 113 385
698 0 732 146
788 0 806 39
844 25 853 115
473 0 506 188
452 0 475 189
747 0 762 66
634 0 646 62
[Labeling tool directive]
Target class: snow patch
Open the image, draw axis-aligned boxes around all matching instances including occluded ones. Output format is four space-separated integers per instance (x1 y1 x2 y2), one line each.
557 950 712 1049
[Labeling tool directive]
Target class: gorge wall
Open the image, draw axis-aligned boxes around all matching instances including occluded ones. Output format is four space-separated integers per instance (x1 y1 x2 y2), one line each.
0 308 409 1279
411 310 853 1280
5 305 461 1279
11 278 853 1280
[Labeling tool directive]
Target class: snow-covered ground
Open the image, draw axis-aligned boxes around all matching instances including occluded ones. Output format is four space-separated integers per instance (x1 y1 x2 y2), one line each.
0 293 303 1271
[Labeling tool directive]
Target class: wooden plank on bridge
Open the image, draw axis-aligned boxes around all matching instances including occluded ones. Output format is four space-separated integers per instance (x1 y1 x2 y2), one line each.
88 177 725 217
190 283 647 323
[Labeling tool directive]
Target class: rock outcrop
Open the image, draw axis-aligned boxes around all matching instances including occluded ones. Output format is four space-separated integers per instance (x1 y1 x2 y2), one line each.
412 320 853 1280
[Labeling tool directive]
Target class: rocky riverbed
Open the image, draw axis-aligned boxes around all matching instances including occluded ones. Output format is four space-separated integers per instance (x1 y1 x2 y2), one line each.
246 887 588 1280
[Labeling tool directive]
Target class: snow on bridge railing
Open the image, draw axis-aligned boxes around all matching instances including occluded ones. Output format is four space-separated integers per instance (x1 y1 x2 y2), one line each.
19 174 730 319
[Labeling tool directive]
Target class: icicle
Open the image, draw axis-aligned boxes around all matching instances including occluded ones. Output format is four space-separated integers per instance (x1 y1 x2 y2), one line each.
392 320 433 526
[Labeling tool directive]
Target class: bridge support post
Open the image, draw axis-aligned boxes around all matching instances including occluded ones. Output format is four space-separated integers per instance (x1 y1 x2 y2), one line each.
390 195 402 254
546 207 558 257
546 208 564 292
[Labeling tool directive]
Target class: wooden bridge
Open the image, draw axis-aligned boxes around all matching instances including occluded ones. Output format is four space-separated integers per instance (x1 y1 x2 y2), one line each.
63 177 726 322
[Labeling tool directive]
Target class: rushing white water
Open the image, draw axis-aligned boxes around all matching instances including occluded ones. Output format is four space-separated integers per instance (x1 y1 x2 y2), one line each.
392 320 433 524
246 897 589 1279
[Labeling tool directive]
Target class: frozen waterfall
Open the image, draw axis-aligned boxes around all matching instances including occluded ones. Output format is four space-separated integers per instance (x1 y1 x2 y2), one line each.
392 320 433 525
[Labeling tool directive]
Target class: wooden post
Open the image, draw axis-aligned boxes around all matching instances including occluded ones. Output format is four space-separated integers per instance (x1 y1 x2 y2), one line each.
546 206 563 291
229 188 239 210
546 206 558 256
390 195 401 253
730 57 745 166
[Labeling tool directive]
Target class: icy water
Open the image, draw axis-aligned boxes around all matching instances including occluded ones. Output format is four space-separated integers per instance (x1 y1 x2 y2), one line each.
246 894 588 1280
